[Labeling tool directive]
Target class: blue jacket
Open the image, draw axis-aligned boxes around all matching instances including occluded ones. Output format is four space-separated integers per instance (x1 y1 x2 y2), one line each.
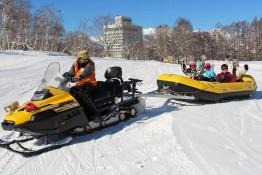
203 69 216 79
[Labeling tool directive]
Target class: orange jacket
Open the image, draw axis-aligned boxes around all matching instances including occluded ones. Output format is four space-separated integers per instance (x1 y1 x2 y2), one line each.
73 60 97 87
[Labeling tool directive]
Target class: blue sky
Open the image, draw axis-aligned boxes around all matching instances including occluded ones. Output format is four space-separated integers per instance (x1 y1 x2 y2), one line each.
31 0 262 32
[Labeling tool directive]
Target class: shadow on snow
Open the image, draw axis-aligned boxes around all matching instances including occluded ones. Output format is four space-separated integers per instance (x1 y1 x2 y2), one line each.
70 99 195 145
69 93 258 146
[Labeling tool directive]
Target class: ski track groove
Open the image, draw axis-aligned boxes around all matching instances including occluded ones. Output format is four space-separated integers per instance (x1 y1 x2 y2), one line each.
91 140 97 175
238 144 262 170
17 82 38 96
8 156 37 175
248 100 262 122
172 120 218 175
64 144 92 174
60 148 80 175
0 150 16 173
213 106 262 170
96 133 130 175
255 100 262 112
103 141 129 175
35 149 66 175
38 148 76 175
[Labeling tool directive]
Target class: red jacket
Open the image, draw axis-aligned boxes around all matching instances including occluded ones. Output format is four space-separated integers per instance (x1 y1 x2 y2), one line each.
215 72 233 82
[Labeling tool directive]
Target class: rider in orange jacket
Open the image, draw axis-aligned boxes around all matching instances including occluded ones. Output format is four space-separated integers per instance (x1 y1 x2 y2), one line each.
63 50 97 120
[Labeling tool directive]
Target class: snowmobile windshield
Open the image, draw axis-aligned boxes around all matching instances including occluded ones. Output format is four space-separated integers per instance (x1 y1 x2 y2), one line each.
37 62 63 90
32 62 65 101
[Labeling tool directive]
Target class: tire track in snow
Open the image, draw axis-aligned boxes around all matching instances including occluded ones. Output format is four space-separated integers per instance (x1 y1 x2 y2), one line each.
36 148 77 175
35 151 66 175
171 118 216 175
60 148 81 175
91 140 97 175
7 156 37 175
236 100 262 168
63 144 94 174
0 133 24 174
0 150 16 173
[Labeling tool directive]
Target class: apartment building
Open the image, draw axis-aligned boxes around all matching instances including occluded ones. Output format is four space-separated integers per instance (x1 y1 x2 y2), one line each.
104 16 143 58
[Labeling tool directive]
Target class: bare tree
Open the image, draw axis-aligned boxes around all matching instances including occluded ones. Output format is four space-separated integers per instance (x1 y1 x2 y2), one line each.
32 5 64 51
191 31 213 59
0 0 16 50
154 24 170 61
10 0 32 50
251 17 262 60
143 34 157 60
64 19 93 55
170 18 193 63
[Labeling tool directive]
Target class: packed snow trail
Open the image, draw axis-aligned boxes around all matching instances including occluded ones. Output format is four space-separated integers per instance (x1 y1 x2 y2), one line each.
0 51 262 175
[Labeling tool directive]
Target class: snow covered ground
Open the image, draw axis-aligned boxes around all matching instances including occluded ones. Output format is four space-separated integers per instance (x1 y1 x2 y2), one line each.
0 51 262 175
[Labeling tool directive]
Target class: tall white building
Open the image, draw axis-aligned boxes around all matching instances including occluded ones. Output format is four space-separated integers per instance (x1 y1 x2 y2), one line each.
104 16 143 58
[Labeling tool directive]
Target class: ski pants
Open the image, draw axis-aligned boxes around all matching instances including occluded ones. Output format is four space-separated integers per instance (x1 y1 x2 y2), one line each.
70 83 97 120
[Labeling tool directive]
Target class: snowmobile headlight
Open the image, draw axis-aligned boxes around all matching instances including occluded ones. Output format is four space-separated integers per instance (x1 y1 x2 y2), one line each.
25 102 38 112
4 101 19 113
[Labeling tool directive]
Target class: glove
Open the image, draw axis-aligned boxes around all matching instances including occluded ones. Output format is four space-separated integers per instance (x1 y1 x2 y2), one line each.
70 77 81 83
63 72 70 78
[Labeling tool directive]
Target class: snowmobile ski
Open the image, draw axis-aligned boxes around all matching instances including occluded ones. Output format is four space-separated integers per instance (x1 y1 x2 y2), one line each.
0 136 72 157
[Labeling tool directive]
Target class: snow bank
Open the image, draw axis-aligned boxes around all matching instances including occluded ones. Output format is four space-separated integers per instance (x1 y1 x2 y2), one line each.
0 50 68 57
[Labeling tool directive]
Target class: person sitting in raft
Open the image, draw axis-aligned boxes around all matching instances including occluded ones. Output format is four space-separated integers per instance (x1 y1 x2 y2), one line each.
182 62 194 73
215 64 234 83
197 57 206 75
202 63 216 81
236 64 249 81
182 62 198 79
232 58 239 74
181 61 188 73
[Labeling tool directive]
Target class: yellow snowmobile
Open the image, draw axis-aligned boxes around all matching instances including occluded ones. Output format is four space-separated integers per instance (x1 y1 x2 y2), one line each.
1 62 143 156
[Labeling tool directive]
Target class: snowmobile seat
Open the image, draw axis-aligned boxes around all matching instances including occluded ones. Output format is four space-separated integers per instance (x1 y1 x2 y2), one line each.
104 66 123 83
104 66 123 97
90 67 124 109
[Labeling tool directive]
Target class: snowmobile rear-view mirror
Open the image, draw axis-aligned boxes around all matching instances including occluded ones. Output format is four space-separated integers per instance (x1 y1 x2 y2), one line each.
55 73 65 82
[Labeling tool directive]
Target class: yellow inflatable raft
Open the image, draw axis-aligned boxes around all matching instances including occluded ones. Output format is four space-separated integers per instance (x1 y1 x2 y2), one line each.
157 74 257 101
